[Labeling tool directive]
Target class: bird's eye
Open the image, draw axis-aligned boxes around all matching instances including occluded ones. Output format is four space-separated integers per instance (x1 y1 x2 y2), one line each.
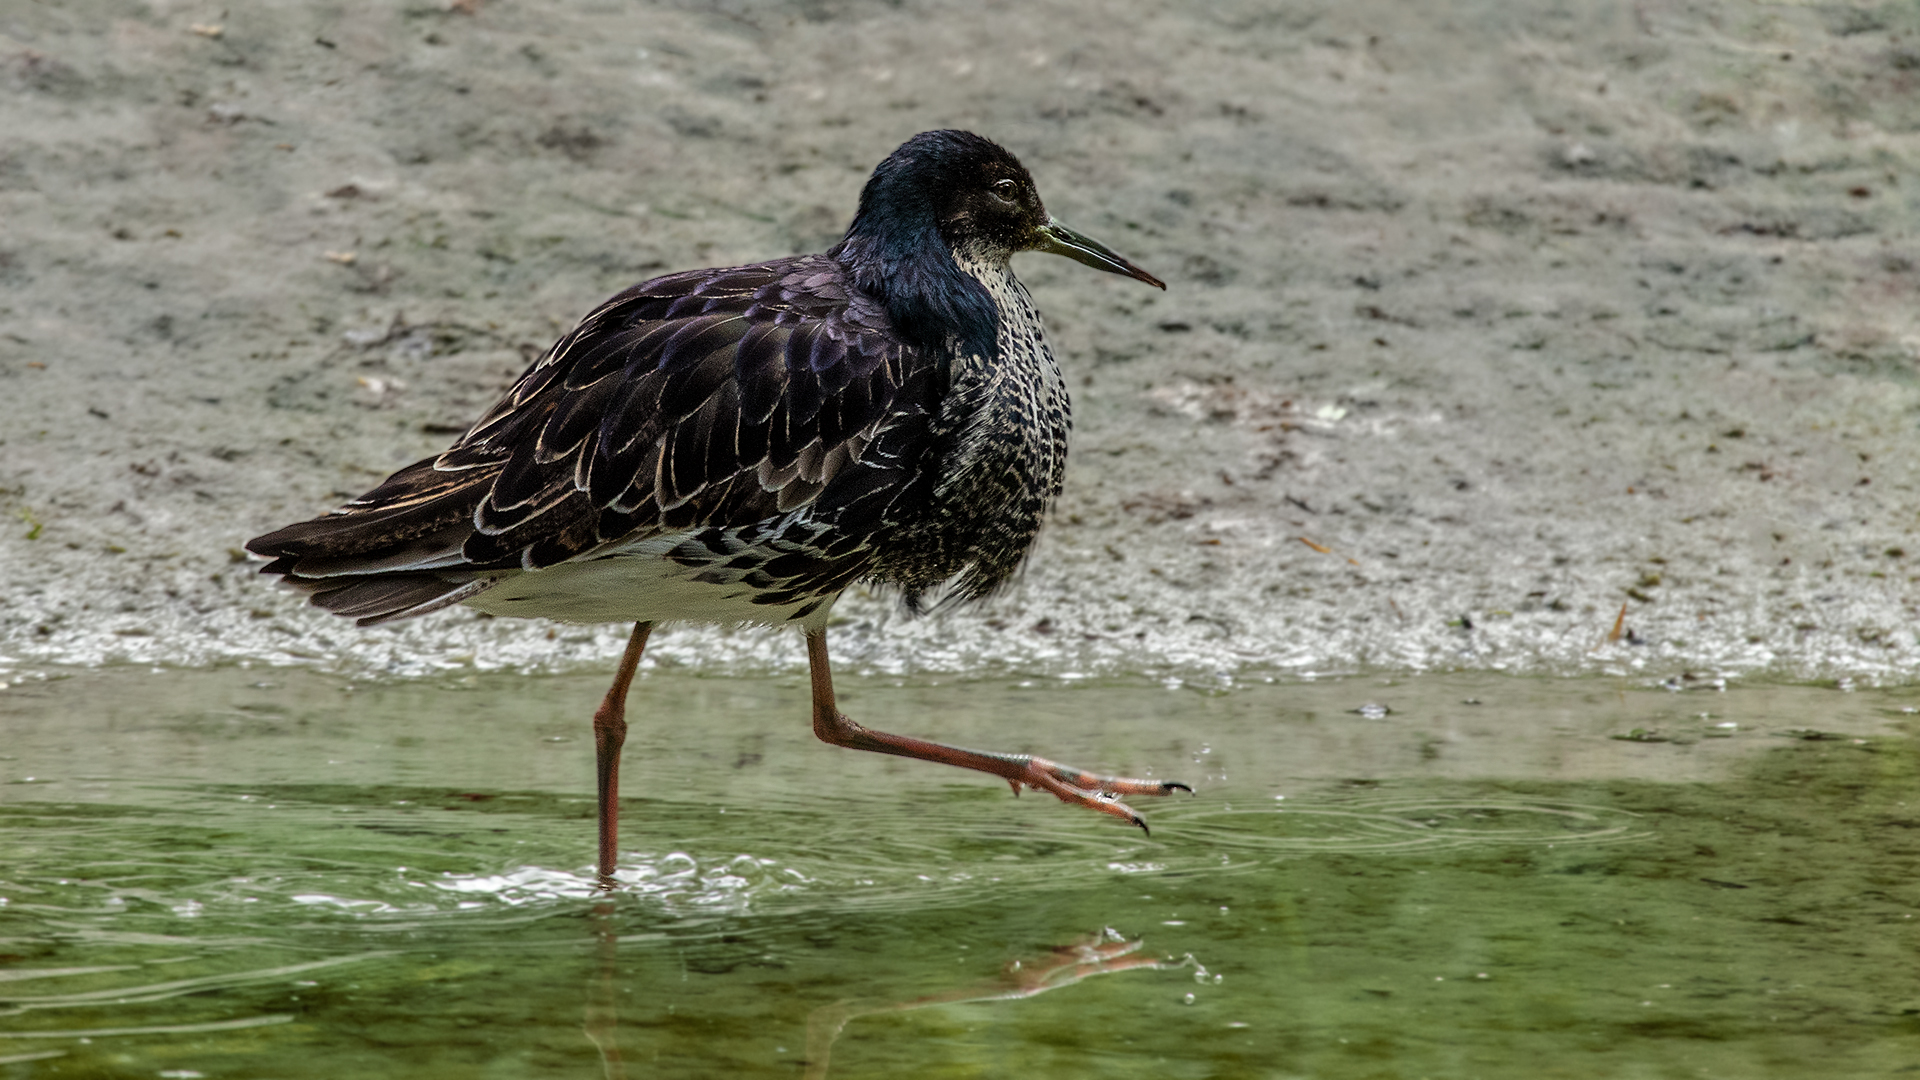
991 179 1019 202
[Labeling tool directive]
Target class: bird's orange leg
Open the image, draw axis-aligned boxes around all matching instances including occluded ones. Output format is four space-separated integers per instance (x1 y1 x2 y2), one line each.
805 629 1189 833
593 621 653 887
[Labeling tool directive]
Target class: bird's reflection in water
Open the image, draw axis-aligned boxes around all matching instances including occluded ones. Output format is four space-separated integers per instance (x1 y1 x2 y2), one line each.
801 929 1175 1080
580 910 1177 1080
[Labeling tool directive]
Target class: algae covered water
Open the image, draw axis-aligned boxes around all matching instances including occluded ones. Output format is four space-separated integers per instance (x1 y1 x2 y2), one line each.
3 667 1918 1077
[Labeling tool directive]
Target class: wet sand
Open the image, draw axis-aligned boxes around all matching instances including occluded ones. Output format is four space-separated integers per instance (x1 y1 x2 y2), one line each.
3 0 1918 682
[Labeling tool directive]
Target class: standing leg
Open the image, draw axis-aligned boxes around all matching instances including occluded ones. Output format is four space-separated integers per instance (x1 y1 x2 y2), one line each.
594 621 653 887
805 629 1187 833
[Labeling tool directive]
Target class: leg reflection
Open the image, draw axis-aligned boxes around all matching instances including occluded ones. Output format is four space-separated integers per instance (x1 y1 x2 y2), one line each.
582 898 625 1080
803 930 1174 1080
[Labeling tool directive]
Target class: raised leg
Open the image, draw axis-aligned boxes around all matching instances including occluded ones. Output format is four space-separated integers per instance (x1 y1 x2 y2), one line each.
593 621 653 887
805 629 1188 833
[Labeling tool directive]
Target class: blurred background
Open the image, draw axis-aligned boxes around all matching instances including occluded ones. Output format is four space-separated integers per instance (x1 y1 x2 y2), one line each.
4 0 1918 684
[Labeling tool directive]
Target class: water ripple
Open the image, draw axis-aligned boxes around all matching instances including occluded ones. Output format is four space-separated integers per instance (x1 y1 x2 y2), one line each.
0 954 389 1011
0 1014 294 1039
1151 797 1648 855
0 790 1650 935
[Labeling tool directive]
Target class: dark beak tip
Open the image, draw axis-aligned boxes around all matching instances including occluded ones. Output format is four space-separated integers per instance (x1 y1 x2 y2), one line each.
1038 219 1165 291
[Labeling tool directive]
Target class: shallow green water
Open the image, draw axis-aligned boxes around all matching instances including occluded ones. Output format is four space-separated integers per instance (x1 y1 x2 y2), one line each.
3 667 1919 1078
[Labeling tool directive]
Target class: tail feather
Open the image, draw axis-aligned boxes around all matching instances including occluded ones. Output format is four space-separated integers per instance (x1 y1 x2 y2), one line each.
264 524 478 579
249 455 503 626
308 575 493 627
247 457 493 558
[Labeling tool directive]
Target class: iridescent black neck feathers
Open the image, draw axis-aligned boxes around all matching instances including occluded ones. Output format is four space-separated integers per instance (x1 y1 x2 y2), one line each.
830 130 1036 361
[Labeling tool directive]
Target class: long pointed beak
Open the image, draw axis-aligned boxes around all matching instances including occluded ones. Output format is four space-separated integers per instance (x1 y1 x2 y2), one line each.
1035 218 1166 290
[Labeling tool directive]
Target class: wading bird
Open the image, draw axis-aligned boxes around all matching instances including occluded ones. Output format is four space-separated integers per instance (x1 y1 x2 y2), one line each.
249 130 1186 883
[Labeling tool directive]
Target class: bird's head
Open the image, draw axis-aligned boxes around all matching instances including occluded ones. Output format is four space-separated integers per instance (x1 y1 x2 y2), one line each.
843 130 1165 290
834 130 1162 356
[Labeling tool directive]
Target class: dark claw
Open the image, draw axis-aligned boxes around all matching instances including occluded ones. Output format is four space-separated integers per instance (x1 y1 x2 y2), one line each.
1133 815 1151 836
1164 782 1194 794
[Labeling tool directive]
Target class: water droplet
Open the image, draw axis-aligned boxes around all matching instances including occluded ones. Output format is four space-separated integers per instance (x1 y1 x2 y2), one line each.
1182 992 1196 1005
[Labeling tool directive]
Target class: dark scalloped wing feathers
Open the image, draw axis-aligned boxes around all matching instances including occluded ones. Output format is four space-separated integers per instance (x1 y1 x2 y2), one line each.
246 255 934 621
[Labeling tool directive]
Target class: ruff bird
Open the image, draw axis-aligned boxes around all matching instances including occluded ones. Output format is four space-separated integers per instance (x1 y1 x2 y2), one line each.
248 130 1185 882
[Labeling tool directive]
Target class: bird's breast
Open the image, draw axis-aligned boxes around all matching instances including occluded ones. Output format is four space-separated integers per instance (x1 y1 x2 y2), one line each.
938 266 1069 509
871 257 1069 601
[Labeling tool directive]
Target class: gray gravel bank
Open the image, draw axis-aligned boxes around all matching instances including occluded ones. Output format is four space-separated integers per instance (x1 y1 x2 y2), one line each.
2 1 1918 683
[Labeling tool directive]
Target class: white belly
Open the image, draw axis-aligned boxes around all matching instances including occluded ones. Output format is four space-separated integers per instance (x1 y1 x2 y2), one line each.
461 533 833 628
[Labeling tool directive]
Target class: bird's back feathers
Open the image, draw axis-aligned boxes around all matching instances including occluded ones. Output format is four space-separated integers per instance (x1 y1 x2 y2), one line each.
249 255 946 624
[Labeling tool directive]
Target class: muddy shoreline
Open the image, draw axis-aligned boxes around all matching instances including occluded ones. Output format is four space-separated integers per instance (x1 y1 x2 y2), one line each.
3 1 1918 683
